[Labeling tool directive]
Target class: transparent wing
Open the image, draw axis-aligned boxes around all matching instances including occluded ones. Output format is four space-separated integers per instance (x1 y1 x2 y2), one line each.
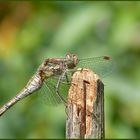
39 73 71 106
39 79 61 106
77 56 114 78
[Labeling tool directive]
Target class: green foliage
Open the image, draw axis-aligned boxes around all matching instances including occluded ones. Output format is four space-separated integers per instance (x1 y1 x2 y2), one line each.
0 2 140 138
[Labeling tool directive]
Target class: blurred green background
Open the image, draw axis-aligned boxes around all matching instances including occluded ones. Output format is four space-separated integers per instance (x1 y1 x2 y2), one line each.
0 1 140 138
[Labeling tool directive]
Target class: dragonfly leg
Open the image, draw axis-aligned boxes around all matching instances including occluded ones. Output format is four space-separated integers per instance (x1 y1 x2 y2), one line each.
57 72 71 85
56 70 67 106
65 72 71 85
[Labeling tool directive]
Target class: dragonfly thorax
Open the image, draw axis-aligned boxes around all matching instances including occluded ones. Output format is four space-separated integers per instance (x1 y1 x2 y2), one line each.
65 53 79 69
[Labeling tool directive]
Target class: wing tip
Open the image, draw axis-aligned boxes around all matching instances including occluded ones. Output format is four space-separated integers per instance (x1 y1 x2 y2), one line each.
103 56 111 60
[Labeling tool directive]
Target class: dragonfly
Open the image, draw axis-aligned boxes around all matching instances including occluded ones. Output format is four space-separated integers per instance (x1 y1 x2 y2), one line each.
0 53 112 116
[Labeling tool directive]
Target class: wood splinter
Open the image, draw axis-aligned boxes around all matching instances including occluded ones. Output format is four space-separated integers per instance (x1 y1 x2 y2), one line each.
66 68 104 139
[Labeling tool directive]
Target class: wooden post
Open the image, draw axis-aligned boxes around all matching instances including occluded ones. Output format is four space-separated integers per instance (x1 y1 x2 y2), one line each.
66 69 104 139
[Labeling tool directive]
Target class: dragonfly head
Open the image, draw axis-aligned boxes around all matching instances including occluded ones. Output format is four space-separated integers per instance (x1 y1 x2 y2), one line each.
65 53 79 69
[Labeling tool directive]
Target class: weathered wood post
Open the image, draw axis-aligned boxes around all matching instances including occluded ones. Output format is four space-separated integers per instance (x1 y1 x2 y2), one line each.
66 69 104 139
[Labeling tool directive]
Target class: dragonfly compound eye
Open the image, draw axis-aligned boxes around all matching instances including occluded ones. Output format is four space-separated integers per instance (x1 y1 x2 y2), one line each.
73 55 79 65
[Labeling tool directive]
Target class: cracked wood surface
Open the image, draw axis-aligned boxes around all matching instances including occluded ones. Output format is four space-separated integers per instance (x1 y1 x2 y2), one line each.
66 69 104 139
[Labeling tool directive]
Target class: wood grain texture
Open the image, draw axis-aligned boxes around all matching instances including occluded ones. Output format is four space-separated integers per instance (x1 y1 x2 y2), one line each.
66 69 104 139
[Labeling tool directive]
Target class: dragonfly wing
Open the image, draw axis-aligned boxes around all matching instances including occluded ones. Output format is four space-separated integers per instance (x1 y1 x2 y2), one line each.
39 73 71 106
40 79 61 106
77 56 114 78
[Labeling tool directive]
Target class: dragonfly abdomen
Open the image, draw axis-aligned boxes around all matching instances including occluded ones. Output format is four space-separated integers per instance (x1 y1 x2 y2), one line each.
0 73 43 116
